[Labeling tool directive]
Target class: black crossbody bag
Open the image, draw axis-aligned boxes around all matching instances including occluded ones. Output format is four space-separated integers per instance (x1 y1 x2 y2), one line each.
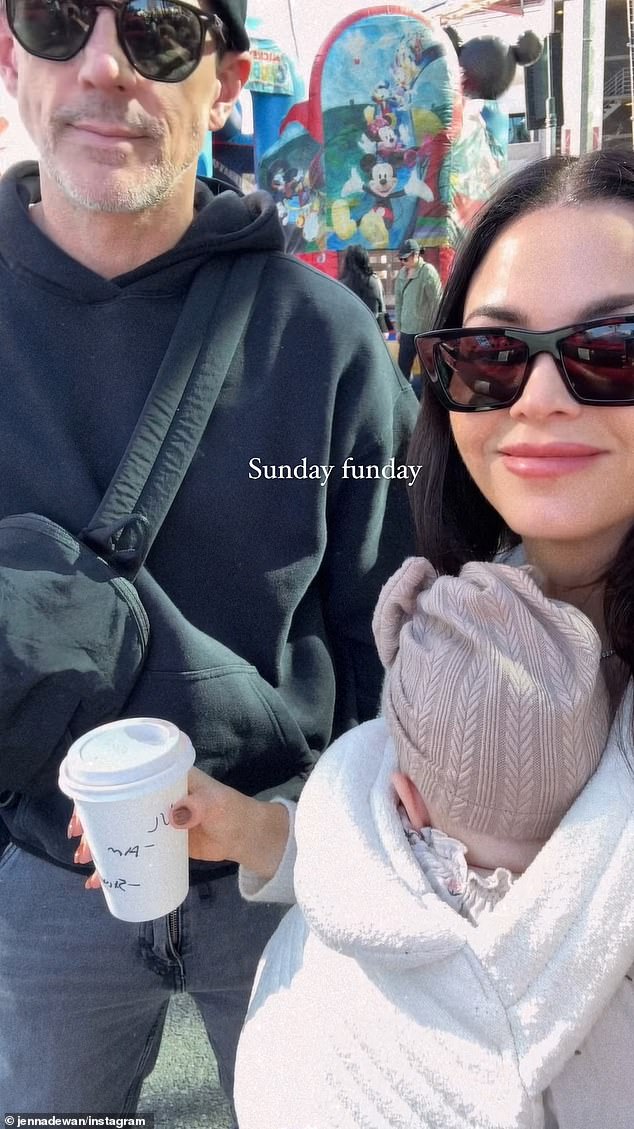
0 252 266 797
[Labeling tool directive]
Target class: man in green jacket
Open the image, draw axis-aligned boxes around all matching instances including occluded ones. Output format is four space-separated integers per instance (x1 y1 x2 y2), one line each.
395 238 442 384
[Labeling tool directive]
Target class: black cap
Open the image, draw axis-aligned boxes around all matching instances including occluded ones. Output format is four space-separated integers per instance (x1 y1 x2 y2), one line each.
215 0 250 51
398 238 420 260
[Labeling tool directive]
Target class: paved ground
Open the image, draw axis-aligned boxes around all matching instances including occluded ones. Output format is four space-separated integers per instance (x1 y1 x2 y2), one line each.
139 994 234 1129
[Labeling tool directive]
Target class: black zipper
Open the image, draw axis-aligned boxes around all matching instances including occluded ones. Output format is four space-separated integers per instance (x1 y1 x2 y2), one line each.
166 908 180 957
167 909 188 992
165 907 186 990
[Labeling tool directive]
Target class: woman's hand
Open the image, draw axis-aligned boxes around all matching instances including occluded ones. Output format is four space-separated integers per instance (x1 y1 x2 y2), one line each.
169 767 290 880
68 768 290 888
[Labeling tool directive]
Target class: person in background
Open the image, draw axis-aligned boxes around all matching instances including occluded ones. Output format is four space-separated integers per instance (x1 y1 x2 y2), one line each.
339 243 390 333
0 0 416 1119
394 238 442 389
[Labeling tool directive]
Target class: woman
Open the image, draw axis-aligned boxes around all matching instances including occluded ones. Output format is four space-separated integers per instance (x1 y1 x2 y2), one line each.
79 149 634 1126
171 150 634 860
339 243 389 330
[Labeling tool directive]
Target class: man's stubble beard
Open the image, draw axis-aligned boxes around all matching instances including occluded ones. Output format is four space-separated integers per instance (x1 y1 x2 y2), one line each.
38 119 203 214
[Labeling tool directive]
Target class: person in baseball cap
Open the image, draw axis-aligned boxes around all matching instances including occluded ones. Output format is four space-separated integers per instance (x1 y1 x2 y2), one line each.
394 238 442 388
398 237 421 260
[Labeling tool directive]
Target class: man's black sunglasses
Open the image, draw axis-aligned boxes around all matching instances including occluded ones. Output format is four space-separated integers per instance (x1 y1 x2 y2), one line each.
415 316 634 411
7 0 228 83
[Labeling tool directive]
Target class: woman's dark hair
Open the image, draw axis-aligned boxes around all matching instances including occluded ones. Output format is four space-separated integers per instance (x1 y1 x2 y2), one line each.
339 244 375 308
408 148 634 674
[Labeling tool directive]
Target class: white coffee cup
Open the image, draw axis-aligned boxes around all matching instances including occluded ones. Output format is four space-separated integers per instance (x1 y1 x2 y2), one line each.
59 718 195 922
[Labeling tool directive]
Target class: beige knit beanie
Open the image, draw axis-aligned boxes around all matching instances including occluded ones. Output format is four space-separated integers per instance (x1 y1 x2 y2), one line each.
373 558 610 842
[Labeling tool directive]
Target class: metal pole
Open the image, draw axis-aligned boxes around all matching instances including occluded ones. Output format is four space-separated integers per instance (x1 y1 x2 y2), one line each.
544 35 557 157
578 0 592 152
544 0 556 157
622 0 627 147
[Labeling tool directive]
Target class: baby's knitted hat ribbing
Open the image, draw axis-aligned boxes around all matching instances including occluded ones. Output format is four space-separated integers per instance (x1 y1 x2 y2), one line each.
373 558 609 841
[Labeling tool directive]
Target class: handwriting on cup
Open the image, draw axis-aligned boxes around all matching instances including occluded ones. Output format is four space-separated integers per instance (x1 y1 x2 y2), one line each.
101 876 141 891
102 809 173 894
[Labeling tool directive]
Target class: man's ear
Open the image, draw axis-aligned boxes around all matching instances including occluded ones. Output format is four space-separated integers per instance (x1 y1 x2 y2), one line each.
392 771 430 830
0 17 18 97
207 51 250 133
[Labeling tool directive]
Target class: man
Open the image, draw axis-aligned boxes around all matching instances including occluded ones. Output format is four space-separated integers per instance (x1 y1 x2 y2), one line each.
394 238 442 385
0 0 416 1119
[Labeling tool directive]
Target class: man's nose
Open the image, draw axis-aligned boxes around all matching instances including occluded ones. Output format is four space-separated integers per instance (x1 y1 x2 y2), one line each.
75 8 137 88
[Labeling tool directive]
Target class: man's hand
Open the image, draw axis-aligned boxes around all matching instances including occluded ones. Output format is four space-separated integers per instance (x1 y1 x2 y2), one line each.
66 809 102 889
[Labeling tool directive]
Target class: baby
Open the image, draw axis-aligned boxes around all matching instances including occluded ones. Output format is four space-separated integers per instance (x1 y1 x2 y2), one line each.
235 559 630 1129
374 558 610 921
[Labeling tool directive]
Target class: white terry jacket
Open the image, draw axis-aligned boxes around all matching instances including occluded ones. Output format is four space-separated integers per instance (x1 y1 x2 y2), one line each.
235 706 634 1129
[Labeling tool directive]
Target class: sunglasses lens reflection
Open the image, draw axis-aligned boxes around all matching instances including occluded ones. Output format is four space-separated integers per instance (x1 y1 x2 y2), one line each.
123 0 203 79
9 0 205 80
438 334 527 409
422 321 634 410
561 324 634 402
9 0 92 59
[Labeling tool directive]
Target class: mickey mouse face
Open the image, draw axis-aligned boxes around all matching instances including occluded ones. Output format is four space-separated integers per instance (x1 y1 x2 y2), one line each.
368 161 398 197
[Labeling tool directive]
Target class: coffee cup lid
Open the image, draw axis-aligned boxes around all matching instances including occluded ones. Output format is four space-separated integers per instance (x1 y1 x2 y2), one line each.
59 718 195 801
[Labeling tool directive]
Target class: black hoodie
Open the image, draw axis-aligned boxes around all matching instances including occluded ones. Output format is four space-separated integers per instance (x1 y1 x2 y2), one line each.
0 164 417 873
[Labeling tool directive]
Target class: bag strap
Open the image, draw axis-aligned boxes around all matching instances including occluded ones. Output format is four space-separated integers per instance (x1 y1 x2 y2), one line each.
81 252 266 580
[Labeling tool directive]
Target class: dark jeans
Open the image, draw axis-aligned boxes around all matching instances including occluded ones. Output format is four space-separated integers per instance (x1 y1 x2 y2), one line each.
0 844 285 1119
397 332 417 380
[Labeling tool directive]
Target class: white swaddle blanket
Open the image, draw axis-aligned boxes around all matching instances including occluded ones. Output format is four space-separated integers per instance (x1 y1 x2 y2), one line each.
235 700 634 1129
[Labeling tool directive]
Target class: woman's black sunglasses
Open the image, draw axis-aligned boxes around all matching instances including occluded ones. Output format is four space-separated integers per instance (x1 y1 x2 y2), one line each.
415 316 634 412
7 0 228 83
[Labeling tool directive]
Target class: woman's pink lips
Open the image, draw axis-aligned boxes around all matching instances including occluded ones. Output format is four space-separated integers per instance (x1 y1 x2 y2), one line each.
498 444 605 478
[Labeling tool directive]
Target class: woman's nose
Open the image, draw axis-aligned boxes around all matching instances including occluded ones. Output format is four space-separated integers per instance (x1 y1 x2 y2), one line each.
509 350 582 420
